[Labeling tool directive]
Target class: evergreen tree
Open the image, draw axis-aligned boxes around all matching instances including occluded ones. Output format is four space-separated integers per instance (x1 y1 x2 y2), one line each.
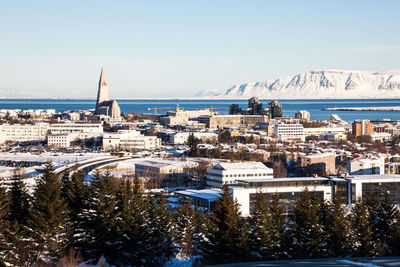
187 133 200 156
324 193 352 257
268 193 285 259
288 188 326 258
0 185 10 267
80 171 119 263
8 170 29 225
375 193 397 255
113 177 151 266
63 169 90 250
176 199 205 259
352 199 376 257
202 185 250 264
393 212 400 255
27 162 71 264
250 192 272 260
146 193 177 266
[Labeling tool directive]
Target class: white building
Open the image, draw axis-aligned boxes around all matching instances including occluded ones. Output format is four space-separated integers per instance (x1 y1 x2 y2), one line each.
49 123 103 134
0 123 49 143
206 162 273 188
160 106 216 126
169 132 218 145
103 130 161 150
367 132 392 142
274 123 304 141
303 127 346 138
347 156 385 175
295 110 310 120
319 132 347 141
48 132 101 148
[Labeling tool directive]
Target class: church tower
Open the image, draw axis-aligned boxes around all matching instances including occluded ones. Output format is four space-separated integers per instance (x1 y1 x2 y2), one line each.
95 67 110 113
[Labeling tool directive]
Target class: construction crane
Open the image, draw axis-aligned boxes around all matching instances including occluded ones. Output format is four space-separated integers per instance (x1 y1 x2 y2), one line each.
206 106 230 112
147 106 175 115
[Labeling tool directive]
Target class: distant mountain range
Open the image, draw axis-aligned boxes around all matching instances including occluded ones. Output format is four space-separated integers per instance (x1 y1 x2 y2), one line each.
197 70 400 99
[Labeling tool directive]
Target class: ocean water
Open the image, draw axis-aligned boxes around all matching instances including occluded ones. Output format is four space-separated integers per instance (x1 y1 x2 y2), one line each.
1 98 400 121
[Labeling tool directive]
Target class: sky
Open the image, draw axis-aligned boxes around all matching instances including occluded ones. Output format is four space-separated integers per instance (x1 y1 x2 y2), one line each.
0 0 399 99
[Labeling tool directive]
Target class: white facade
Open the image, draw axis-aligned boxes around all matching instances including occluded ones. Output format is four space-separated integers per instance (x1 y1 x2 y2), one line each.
274 123 304 141
347 157 385 175
0 123 49 143
367 132 392 142
49 123 103 134
169 132 218 145
103 130 161 150
206 162 273 188
294 110 310 120
160 107 216 125
303 127 345 137
232 177 335 216
48 132 101 148
47 133 77 148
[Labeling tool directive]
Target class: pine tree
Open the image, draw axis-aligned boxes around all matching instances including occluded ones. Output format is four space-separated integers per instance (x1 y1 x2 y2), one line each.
352 199 376 257
268 193 285 259
146 193 177 266
202 185 250 264
80 171 119 263
176 199 206 260
113 177 151 266
62 169 90 251
27 162 71 264
324 193 352 257
288 188 326 258
8 170 29 225
250 192 272 260
375 193 397 255
0 185 10 267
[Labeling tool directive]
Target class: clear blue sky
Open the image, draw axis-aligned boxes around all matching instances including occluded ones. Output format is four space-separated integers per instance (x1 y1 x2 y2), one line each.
0 0 399 98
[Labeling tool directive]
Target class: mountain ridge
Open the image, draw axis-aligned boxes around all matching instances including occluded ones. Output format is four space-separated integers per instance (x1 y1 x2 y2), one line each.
198 70 400 99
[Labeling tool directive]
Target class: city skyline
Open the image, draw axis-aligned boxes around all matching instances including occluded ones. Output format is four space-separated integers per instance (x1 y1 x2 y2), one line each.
0 0 399 98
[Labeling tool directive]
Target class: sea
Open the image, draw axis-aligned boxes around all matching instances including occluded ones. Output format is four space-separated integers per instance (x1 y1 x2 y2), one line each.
1 98 400 121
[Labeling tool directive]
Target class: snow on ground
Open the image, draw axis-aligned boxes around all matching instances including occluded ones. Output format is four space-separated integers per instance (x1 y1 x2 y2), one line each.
0 152 109 167
0 152 109 189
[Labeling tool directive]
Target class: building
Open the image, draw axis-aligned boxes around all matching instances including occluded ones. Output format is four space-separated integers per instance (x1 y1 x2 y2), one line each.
352 120 373 136
169 132 218 145
347 156 385 175
49 123 103 134
160 106 216 126
175 173 400 216
174 189 222 211
295 110 310 120
274 123 304 141
268 100 283 118
198 115 269 129
135 160 189 187
47 132 101 148
303 127 346 138
367 132 392 142
0 123 49 143
206 162 273 188
93 68 121 120
103 130 161 150
300 153 336 175
319 132 347 141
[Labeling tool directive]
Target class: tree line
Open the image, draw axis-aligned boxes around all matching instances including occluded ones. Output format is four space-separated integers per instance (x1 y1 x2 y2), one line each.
1 163 400 266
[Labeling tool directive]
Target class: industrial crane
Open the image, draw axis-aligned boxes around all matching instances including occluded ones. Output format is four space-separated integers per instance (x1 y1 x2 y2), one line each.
147 106 175 115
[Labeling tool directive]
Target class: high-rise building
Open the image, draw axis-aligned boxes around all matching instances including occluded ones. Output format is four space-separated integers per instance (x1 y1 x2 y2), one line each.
93 68 121 119
268 100 283 118
352 120 373 136
295 110 310 120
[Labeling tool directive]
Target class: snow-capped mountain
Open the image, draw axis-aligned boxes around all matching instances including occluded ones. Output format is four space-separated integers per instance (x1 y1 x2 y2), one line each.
204 70 400 99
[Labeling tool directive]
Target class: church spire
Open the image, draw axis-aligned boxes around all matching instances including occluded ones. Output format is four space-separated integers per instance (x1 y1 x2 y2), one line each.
95 67 110 113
